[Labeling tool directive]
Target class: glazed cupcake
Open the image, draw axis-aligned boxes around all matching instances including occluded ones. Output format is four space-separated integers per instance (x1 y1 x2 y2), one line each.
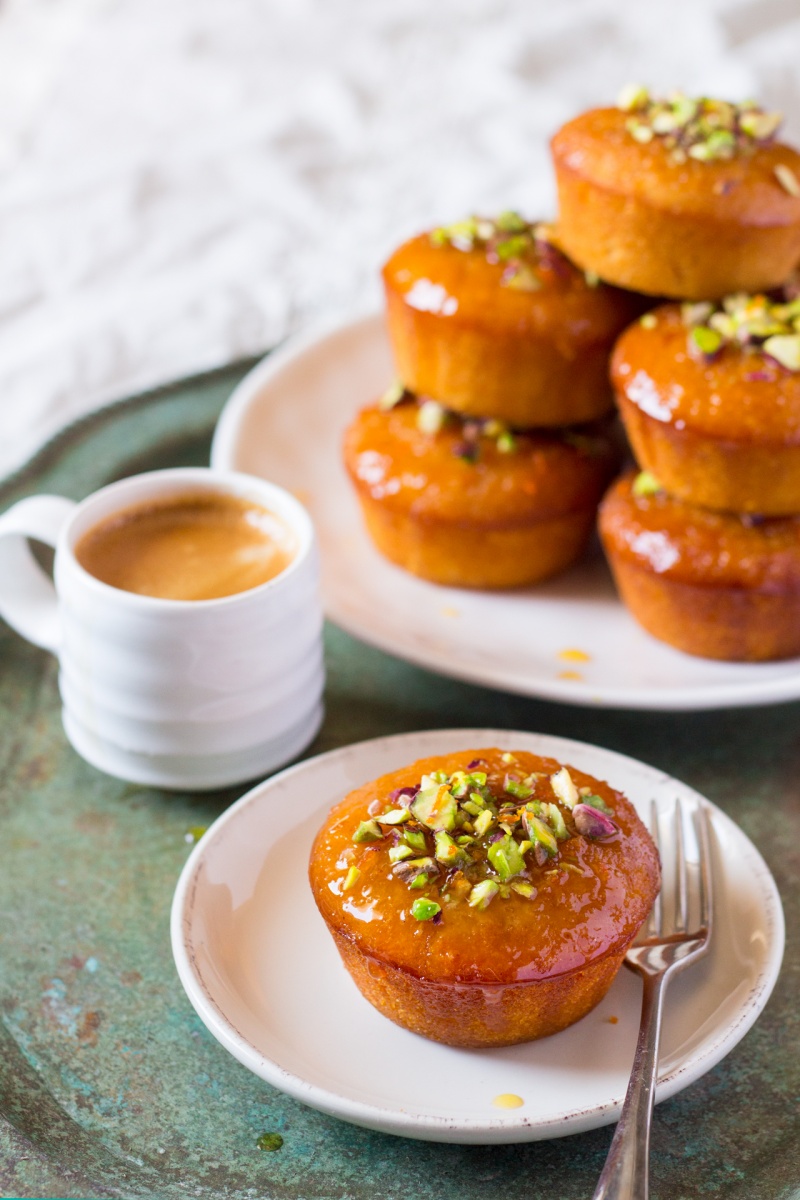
343 391 620 588
551 89 800 299
309 747 660 1047
599 471 800 661
382 213 646 427
612 291 800 515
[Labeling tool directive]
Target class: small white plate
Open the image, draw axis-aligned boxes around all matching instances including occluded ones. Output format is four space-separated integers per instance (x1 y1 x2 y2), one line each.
171 728 784 1144
211 313 800 711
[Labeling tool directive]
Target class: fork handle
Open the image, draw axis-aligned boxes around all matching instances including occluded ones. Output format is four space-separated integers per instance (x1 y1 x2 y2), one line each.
591 968 668 1200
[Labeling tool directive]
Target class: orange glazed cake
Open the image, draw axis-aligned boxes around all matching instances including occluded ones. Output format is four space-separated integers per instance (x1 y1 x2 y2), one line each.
308 748 661 1048
599 471 800 661
612 292 800 515
551 89 800 299
343 393 619 588
382 213 646 427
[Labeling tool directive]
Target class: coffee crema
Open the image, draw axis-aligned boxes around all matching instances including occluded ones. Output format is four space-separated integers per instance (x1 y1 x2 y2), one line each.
75 491 297 600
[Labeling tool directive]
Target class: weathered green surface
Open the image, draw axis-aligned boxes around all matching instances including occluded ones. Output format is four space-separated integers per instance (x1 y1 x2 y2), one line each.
0 365 799 1200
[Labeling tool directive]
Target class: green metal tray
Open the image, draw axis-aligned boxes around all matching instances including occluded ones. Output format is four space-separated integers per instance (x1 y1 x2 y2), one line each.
1 363 798 1199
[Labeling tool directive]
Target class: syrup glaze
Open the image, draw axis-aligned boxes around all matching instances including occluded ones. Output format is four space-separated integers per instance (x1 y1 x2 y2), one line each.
613 305 800 443
551 106 800 222
600 472 800 590
344 402 618 526
309 749 660 986
383 230 642 347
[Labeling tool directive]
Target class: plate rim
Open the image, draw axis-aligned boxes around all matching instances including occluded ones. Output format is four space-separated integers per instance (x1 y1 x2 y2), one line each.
170 727 785 1144
210 311 800 712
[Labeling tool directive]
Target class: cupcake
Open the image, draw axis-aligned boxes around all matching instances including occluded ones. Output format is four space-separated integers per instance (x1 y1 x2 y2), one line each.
382 213 646 427
551 89 800 300
308 747 661 1047
343 391 620 588
612 292 800 515
599 471 800 661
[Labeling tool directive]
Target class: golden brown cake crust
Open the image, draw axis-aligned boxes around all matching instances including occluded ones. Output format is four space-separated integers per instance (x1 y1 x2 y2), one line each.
552 107 800 222
344 402 618 527
343 402 619 587
309 748 660 1046
599 472 800 660
612 306 800 514
330 929 628 1047
600 472 800 589
551 107 800 299
612 305 800 442
382 230 645 425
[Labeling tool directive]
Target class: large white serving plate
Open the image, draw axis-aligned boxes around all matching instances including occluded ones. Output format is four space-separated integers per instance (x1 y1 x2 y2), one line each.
171 728 784 1144
211 312 800 709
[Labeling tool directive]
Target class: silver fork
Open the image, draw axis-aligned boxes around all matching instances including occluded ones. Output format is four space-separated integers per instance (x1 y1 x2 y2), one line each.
592 798 713 1200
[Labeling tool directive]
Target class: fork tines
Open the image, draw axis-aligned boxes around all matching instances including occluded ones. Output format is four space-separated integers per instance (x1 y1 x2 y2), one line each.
643 798 713 947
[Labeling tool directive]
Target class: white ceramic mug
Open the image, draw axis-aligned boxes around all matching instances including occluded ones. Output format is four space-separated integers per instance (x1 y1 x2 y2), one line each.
0 467 324 789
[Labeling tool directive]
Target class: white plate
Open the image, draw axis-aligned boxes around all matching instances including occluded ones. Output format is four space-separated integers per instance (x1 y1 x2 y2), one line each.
211 313 800 711
171 728 784 1144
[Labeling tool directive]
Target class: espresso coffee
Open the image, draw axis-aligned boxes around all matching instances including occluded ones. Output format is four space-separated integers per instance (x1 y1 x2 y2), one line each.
75 491 298 600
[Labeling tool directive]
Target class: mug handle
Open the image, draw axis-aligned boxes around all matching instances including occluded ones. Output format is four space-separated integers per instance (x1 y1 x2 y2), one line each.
0 495 76 653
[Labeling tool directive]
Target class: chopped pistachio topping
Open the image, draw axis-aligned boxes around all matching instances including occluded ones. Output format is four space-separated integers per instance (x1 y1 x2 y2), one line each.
550 766 580 809
416 399 448 435
257 1132 284 1153
573 804 617 839
408 397 530 462
487 833 527 881
412 782 458 831
377 807 412 826
581 792 616 815
429 212 584 293
411 897 441 921
434 830 470 868
543 802 570 839
617 82 650 112
342 865 361 891
505 776 533 800
617 87 783 164
690 325 723 357
741 110 782 139
468 879 500 910
763 334 800 370
775 163 800 197
627 120 654 144
380 379 407 410
473 808 495 838
521 813 558 858
503 263 541 292
353 819 382 843
344 757 619 922
681 283 800 369
633 471 664 497
389 844 414 863
403 828 428 854
681 301 713 327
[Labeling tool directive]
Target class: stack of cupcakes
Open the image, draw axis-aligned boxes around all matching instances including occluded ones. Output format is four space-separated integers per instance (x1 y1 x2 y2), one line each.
549 86 800 661
343 214 644 588
344 86 800 663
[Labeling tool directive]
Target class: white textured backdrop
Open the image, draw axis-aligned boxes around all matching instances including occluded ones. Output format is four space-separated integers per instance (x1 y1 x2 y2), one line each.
1 0 799 477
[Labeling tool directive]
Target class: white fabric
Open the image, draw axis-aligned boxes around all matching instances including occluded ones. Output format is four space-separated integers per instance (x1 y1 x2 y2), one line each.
0 0 799 478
